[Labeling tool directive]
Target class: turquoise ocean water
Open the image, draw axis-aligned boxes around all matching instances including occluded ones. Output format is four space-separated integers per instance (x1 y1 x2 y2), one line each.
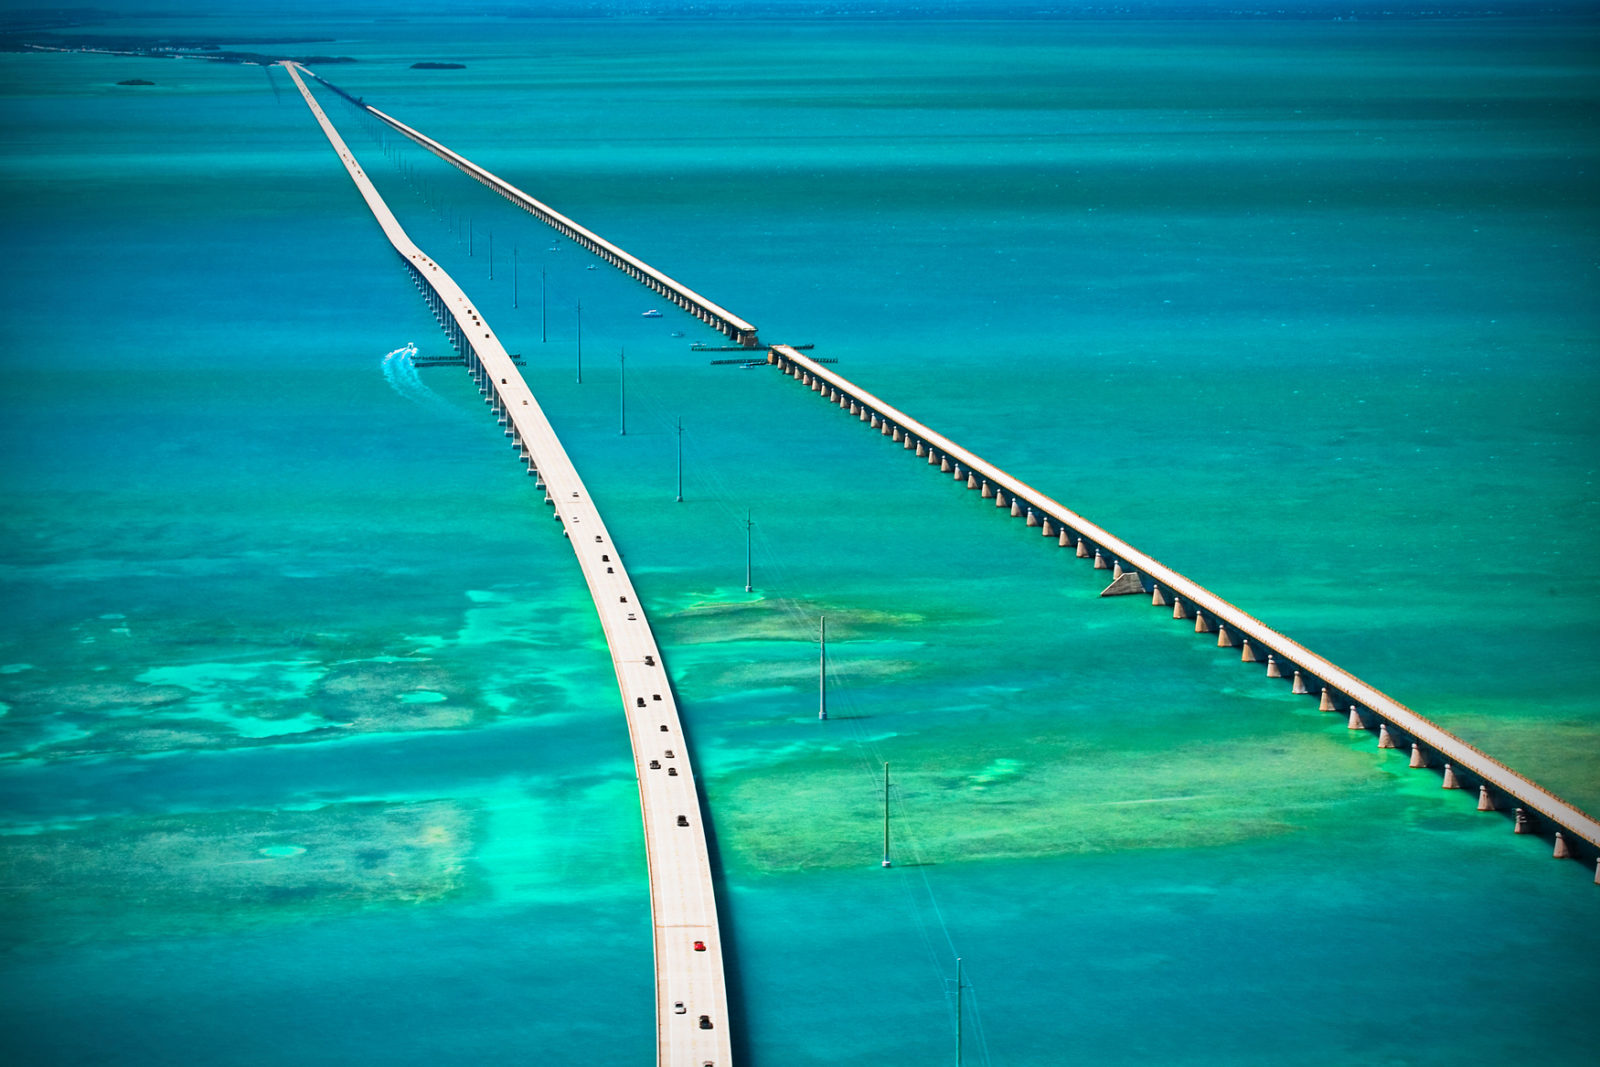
2 12 1597 1065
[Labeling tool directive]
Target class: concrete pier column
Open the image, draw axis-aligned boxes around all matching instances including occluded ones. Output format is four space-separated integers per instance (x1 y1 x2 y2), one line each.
850 401 860 415
860 408 871 422
995 490 1009 508
942 457 955 473
1409 742 1427 768
1194 612 1212 634
1553 832 1570 859
1151 586 1168 607
1291 671 1309 695
1378 724 1396 749
870 414 880 429
1478 785 1495 811
1217 625 1235 648
1112 561 1124 579
881 421 894 437
951 464 964 480
1010 500 1022 518
1319 687 1337 712
1172 597 1188 620
1059 529 1072 548
903 434 916 450
892 426 903 442
1042 518 1055 536
916 441 927 457
1266 655 1284 679
1514 808 1531 834
1026 508 1039 527
981 481 995 499
1094 549 1110 570
1347 706 1364 730
1238 639 1255 662
1076 539 1091 559
1441 763 1461 789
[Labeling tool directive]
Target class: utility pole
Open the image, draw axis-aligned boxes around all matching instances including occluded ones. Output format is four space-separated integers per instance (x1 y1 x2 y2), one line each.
819 615 828 721
744 510 753 593
883 762 892 868
955 957 963 1067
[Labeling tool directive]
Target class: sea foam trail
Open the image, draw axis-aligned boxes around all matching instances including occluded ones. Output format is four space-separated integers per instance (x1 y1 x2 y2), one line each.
380 342 450 410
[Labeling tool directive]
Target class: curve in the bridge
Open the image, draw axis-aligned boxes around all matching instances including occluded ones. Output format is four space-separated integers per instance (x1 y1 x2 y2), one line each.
285 63 734 1066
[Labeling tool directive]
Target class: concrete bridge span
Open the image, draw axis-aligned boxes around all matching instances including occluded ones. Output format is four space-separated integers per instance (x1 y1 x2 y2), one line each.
767 344 1600 872
286 63 734 1067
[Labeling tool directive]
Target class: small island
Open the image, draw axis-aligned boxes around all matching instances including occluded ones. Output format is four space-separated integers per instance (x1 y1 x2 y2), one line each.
411 62 465 70
116 79 154 86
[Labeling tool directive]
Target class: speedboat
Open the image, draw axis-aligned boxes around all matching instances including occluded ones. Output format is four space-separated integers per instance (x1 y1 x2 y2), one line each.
641 309 663 318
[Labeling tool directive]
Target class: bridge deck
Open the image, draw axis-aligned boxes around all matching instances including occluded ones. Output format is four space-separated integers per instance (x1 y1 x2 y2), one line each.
286 63 733 1067
769 345 1600 855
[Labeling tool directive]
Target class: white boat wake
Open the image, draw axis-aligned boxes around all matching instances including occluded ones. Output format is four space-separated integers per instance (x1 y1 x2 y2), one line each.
380 342 451 410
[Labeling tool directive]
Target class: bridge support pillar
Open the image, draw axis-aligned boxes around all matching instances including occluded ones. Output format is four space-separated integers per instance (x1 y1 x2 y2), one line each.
891 426 903 442
1292 670 1309 695
1217 625 1234 648
1478 785 1495 811
916 441 927 457
1514 807 1531 834
1026 507 1039 526
1172 597 1187 619
1319 687 1337 712
995 490 1009 508
1041 518 1055 536
1348 706 1364 730
1094 549 1110 569
1409 742 1427 768
1077 539 1091 558
1241 640 1257 662
1151 586 1167 606
1378 723 1396 749
981 481 994 498
1553 832 1570 859
1195 612 1212 634
1266 655 1284 679
904 434 916 450
969 473 980 489
1442 763 1461 789
1010 500 1022 517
